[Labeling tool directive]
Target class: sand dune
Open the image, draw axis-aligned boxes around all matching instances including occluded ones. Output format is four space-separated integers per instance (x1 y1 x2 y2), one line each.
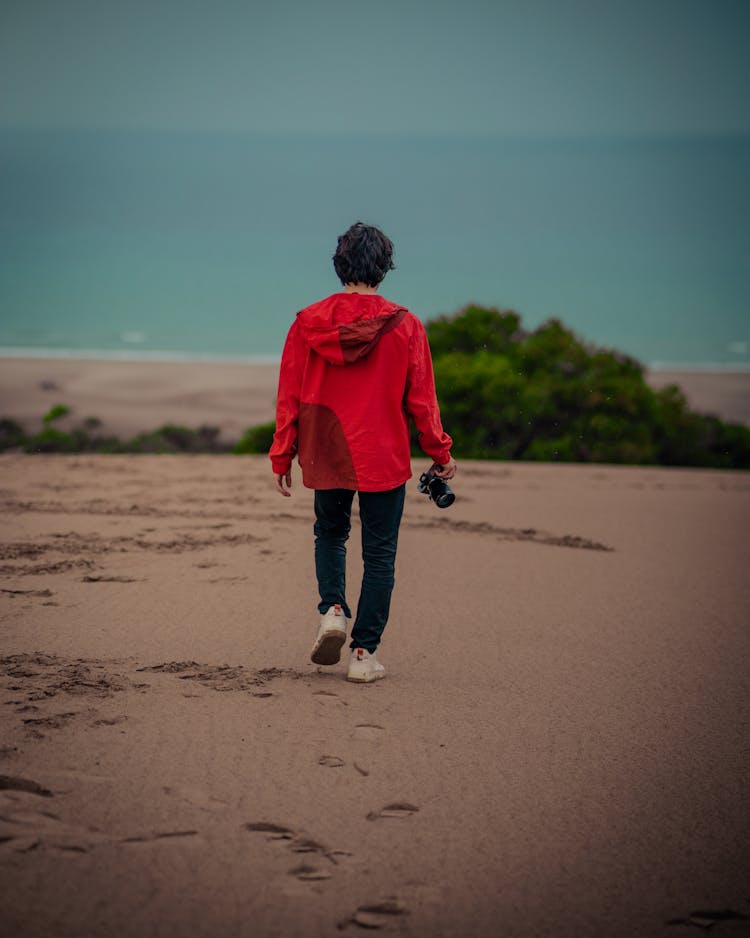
1 453 749 937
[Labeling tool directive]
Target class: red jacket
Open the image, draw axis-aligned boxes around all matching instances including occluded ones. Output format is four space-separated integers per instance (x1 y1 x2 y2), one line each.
269 292 452 492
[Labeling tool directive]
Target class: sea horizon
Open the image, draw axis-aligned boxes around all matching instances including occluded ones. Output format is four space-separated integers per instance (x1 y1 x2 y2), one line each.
2 127 748 369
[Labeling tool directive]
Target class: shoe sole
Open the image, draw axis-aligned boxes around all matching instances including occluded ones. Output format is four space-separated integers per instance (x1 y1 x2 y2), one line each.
346 669 386 683
310 629 346 666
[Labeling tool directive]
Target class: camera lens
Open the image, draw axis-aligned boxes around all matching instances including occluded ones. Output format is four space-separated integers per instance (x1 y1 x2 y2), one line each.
418 467 455 508
434 489 455 508
429 477 455 508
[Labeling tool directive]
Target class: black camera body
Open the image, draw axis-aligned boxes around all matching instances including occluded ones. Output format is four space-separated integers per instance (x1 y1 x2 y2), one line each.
417 463 455 508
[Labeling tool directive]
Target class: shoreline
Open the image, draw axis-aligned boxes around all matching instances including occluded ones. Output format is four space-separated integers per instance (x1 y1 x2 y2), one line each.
0 348 282 365
1 357 749 440
1 347 748 372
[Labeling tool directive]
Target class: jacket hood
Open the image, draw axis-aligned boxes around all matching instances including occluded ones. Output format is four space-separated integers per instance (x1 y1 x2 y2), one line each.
296 293 408 366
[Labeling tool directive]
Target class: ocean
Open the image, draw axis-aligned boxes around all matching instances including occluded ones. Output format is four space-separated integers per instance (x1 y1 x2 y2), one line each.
1 129 748 367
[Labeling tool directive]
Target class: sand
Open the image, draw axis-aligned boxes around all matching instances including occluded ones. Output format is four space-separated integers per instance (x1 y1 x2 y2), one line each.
0 358 281 441
646 370 750 427
1 358 749 442
1 452 748 937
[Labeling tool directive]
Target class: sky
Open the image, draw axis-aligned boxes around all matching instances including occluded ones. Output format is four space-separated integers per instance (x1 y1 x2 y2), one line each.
1 0 749 137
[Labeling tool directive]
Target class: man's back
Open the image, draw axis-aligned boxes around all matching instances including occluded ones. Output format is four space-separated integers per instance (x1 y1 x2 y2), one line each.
271 291 451 492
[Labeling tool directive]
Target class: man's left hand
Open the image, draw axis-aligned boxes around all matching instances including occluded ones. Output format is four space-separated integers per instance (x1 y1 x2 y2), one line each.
434 457 457 480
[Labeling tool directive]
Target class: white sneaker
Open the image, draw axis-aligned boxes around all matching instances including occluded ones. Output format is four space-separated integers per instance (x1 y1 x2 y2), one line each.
310 604 347 665
346 647 386 683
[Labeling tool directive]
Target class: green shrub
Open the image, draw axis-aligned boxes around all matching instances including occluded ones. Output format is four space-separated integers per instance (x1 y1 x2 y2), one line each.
0 418 26 451
426 306 750 468
7 408 228 454
25 426 79 453
234 420 276 454
427 305 524 357
42 404 71 426
127 424 224 454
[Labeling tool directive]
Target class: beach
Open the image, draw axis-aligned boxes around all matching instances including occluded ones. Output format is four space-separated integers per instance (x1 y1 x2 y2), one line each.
0 358 282 442
1 358 749 443
1 450 748 937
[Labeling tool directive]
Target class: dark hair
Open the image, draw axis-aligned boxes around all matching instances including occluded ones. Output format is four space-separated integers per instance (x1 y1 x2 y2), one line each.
332 222 395 287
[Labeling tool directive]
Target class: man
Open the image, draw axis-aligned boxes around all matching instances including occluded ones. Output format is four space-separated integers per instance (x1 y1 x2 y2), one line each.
270 222 456 683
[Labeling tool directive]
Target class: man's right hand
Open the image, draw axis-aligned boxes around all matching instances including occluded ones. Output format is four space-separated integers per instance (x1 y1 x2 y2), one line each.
274 471 292 496
433 457 457 480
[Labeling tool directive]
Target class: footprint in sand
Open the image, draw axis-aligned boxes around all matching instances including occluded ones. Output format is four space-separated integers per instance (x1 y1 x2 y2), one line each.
0 588 54 599
23 712 78 732
345 899 409 929
666 909 749 929
0 790 106 854
136 661 201 674
353 723 384 740
313 691 348 708
120 830 199 845
0 775 53 797
289 863 332 881
288 836 328 855
366 803 420 821
1 654 131 704
244 821 350 877
245 821 293 837
318 755 345 768
137 661 298 694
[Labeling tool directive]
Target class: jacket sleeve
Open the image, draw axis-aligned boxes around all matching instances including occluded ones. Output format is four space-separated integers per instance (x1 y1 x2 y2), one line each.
269 319 305 475
404 318 453 466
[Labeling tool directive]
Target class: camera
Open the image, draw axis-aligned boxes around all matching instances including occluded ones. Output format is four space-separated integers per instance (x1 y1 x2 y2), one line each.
417 463 455 508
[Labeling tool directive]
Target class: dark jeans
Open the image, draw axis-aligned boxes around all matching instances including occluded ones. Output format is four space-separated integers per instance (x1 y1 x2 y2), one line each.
313 484 406 653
